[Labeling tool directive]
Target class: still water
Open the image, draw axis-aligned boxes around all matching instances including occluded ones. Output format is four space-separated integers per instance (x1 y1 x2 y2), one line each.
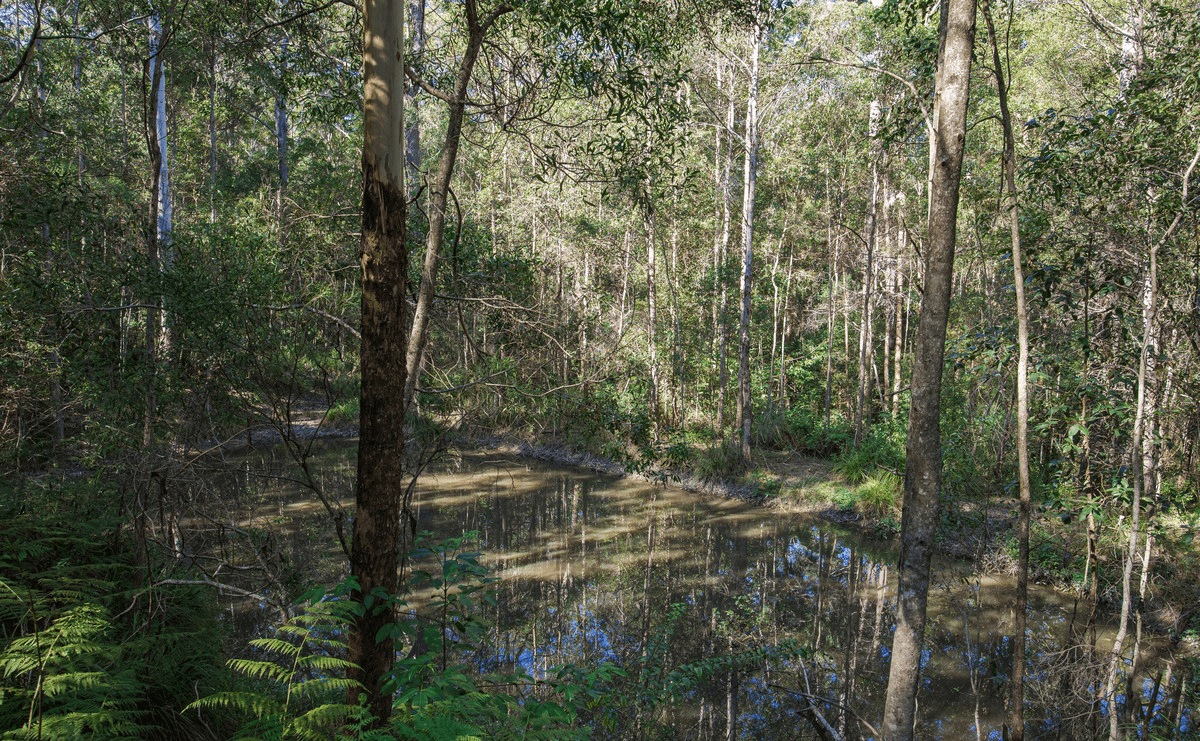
203 441 1191 740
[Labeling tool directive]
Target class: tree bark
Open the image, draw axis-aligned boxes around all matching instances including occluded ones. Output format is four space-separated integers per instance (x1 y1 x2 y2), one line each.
143 9 173 446
716 59 736 433
645 196 659 424
348 0 408 723
983 4 1031 737
275 24 289 226
825 170 835 427
855 100 881 446
880 0 975 735
208 45 217 223
736 20 762 462
892 238 904 418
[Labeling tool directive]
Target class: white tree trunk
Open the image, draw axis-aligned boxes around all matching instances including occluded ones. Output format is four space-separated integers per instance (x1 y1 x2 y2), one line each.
736 20 762 461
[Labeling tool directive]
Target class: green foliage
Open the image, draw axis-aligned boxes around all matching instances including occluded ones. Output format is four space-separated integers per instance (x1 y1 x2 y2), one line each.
0 490 225 740
188 582 375 741
694 438 747 480
326 398 360 425
831 429 903 485
746 469 784 498
187 533 625 741
856 471 902 518
762 408 854 457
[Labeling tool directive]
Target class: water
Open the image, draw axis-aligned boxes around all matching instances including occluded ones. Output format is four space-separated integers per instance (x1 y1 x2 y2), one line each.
196 441 1190 740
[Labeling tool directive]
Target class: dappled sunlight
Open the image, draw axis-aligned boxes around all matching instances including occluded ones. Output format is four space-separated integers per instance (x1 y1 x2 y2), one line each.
203 442 1179 739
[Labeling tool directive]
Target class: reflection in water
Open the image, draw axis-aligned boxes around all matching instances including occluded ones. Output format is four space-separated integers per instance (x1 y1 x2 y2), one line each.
203 444 1193 740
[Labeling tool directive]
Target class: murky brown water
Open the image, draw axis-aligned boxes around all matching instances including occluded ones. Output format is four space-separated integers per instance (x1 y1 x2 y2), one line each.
193 440 1192 740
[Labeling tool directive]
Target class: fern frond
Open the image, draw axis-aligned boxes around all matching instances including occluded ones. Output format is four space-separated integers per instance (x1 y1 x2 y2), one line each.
291 702 366 739
247 637 304 658
228 658 294 683
186 690 283 718
293 655 356 674
289 676 360 699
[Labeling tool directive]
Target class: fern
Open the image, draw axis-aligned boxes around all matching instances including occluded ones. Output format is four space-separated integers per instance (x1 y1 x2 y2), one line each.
1 505 225 740
188 594 372 740
0 599 148 740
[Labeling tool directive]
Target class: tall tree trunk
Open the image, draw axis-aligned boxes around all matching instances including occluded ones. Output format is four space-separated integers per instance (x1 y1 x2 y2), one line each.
143 9 173 446
669 211 683 425
348 0 407 722
768 224 784 410
855 100 881 446
618 228 631 337
711 56 723 413
825 170 835 427
34 33 64 444
716 60 736 433
645 196 659 425
1082 272 1101 735
883 182 894 405
275 23 289 227
984 5 1031 737
892 238 904 418
1101 134 1199 740
880 0 975 735
403 1 511 408
780 245 793 402
208 45 217 223
736 20 762 462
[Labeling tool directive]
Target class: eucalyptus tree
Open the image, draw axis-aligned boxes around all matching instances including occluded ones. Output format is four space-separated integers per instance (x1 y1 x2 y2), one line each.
734 6 764 461
981 3 1031 736
692 0 814 455
350 0 408 723
348 0 699 715
401 0 516 409
142 1 178 445
398 0 694 418
881 0 976 734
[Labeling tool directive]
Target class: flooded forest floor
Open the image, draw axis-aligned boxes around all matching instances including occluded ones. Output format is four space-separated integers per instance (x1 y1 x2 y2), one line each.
201 398 1200 658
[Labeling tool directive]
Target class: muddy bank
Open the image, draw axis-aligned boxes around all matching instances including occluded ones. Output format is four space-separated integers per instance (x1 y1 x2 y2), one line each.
469 435 770 504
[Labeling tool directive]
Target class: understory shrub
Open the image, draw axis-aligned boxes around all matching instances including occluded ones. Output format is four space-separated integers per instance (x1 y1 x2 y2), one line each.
831 426 903 484
694 439 746 480
747 407 856 457
856 471 902 517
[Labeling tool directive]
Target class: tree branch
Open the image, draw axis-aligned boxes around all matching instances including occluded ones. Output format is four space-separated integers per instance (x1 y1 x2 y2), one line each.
0 1 42 86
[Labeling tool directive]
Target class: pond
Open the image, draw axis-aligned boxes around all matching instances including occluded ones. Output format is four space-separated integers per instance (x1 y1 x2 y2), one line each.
199 440 1190 740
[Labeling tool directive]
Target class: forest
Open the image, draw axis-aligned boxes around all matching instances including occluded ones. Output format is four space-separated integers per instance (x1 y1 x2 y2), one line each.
2 0 1199 738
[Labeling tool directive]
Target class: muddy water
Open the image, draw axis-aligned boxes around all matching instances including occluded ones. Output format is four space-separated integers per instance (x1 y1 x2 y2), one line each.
210 442 1190 740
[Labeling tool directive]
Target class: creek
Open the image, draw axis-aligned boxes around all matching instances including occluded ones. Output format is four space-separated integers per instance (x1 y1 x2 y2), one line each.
200 439 1189 740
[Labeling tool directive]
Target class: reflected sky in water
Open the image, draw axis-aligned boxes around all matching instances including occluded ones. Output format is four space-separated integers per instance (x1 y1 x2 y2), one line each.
201 442 1190 740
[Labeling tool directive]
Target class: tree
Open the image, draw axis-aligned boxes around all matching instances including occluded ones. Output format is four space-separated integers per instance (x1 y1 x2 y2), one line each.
348 0 408 722
735 10 763 462
984 4 1032 733
142 4 177 447
981 3 1031 737
402 0 515 408
880 0 976 735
